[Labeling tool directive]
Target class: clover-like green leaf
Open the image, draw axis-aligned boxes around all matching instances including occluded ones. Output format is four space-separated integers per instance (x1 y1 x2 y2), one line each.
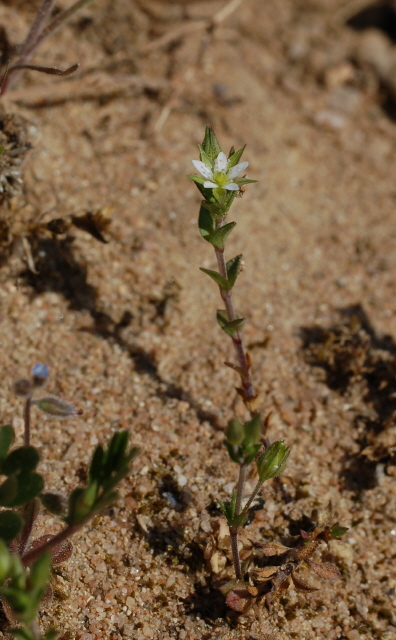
0 476 18 506
3 447 40 475
0 425 14 467
9 473 44 508
0 511 22 542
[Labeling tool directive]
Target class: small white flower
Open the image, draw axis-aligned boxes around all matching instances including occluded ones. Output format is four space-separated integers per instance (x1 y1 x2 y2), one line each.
192 151 249 192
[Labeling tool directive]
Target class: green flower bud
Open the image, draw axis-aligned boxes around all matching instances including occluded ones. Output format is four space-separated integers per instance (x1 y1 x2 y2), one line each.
13 378 32 398
256 441 290 482
243 414 262 447
33 396 82 418
226 418 245 446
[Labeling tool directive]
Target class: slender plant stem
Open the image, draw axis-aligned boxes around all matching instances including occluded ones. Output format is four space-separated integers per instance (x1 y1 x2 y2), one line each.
241 478 264 516
0 0 57 95
21 523 80 566
22 0 58 59
37 0 95 46
1 0 95 96
229 528 242 580
214 219 256 406
212 217 261 580
23 397 32 447
235 463 248 516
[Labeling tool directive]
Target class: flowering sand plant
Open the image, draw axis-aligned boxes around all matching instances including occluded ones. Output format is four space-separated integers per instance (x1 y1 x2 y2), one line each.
189 128 290 601
0 364 138 639
189 128 347 613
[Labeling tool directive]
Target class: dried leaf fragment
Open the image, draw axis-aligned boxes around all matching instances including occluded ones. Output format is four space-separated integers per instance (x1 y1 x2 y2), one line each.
290 572 318 593
306 560 341 581
258 541 292 556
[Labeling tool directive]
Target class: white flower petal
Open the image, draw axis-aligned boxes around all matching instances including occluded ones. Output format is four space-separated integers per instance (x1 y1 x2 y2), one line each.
224 183 240 191
227 161 249 179
203 181 218 189
192 160 213 180
214 152 227 173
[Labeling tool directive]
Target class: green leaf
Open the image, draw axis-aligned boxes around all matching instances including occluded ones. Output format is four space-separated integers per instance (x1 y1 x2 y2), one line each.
9 473 44 507
243 415 262 447
201 127 221 160
226 254 243 288
227 145 246 169
3 447 40 475
198 205 215 241
104 431 129 474
329 524 349 538
0 539 12 582
0 511 22 542
225 442 244 465
198 145 213 168
40 492 67 516
67 482 98 524
226 418 245 446
235 178 257 186
0 425 14 466
44 630 59 640
90 490 118 514
241 443 261 465
216 310 245 336
210 222 236 250
8 628 35 640
28 552 51 591
200 268 230 291
187 173 205 185
0 587 32 615
89 445 104 483
0 476 18 506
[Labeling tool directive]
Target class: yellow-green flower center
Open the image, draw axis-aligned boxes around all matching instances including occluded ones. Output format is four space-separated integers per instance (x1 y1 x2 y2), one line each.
214 171 228 187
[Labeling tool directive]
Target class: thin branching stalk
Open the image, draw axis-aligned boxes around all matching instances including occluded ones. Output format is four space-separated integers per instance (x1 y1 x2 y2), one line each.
22 0 57 59
214 219 256 406
213 218 257 576
1 0 95 96
23 396 32 447
36 0 95 46
229 528 242 580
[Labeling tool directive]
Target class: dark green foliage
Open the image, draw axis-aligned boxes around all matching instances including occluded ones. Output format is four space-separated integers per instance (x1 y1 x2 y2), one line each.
65 430 138 526
0 425 14 463
216 310 245 336
200 268 230 291
209 222 236 250
0 441 44 508
226 254 242 288
0 511 22 542
218 492 248 529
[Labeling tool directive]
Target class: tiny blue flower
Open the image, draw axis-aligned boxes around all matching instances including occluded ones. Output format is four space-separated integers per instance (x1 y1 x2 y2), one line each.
32 364 49 380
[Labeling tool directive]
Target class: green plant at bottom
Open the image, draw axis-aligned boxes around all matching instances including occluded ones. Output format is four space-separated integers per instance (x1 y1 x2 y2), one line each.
0 364 138 639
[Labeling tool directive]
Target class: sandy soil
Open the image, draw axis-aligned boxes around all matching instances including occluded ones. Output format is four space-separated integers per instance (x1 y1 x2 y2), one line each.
0 0 396 638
